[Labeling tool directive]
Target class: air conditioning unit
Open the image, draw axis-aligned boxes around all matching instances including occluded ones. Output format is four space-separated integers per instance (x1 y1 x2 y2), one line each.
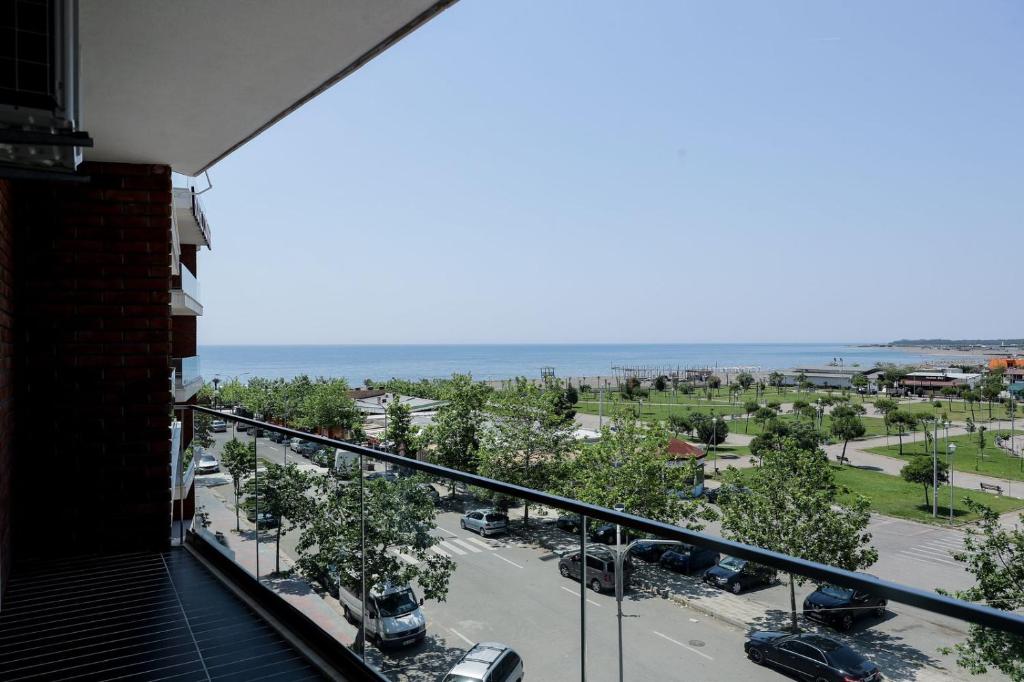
0 0 92 180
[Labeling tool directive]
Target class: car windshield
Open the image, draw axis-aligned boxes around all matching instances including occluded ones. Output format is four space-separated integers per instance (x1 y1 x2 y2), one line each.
824 644 867 669
377 590 418 617
719 556 745 571
443 676 479 682
819 584 855 600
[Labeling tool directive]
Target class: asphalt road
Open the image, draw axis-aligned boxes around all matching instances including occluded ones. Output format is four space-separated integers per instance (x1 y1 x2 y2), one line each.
198 429 996 681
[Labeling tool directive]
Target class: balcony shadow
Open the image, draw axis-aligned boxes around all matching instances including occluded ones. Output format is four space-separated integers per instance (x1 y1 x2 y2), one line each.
748 609 945 682
370 634 466 681
261 572 319 597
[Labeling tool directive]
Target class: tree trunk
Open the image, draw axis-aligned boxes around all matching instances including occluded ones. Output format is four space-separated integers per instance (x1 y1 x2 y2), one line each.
275 523 282 574
841 439 849 464
745 414 750 433
924 483 930 508
234 485 240 532
788 573 799 633
897 433 903 456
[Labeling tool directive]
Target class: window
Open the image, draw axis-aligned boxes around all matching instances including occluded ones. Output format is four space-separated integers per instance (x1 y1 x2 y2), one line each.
782 641 825 662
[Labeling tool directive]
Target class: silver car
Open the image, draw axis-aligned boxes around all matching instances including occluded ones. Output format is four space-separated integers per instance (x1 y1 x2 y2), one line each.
444 642 523 682
195 453 219 474
460 509 509 538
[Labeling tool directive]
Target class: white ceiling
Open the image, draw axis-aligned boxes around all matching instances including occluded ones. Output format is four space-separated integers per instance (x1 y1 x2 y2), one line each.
79 0 452 176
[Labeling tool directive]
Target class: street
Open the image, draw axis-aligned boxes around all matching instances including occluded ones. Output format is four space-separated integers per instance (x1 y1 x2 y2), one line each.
195 429 1003 681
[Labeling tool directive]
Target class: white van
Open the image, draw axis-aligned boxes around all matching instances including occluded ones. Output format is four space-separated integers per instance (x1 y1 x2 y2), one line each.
338 578 426 648
334 448 359 478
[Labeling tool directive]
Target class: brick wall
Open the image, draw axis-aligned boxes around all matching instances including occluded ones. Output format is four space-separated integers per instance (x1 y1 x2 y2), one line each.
11 162 174 560
0 179 14 595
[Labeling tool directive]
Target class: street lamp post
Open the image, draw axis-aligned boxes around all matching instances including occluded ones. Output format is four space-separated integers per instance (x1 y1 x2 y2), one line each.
612 503 626 682
615 537 682 682
712 416 719 476
947 442 957 524
932 418 939 518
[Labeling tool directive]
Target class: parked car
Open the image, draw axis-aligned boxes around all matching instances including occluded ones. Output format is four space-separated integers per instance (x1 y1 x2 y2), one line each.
289 437 304 452
210 419 227 433
558 545 631 593
658 544 720 574
444 642 523 682
589 523 636 545
803 582 887 631
417 483 441 505
244 507 278 529
745 631 881 681
630 540 671 563
234 421 250 433
366 471 399 483
195 453 219 475
705 484 751 505
337 578 426 648
702 556 775 594
268 430 290 444
553 513 581 533
461 509 509 537
294 441 318 457
311 449 332 468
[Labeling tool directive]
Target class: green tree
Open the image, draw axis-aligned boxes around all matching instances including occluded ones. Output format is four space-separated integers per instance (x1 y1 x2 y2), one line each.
720 438 877 632
691 412 728 447
556 419 716 527
977 425 988 468
241 462 313 573
707 375 722 397
743 401 760 433
668 412 692 437
753 407 778 433
654 375 668 392
941 386 958 410
965 390 979 421
297 378 361 435
851 373 868 399
426 374 489 492
981 373 1004 420
218 377 247 408
768 371 785 394
874 397 899 433
193 411 215 450
478 378 574 527
885 410 918 456
830 405 866 464
899 455 949 507
564 384 579 406
941 500 1024 681
736 372 755 392
297 474 455 650
385 399 417 456
221 437 255 532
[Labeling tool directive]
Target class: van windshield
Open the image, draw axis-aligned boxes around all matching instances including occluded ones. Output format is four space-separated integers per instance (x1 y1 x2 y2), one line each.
377 590 418 617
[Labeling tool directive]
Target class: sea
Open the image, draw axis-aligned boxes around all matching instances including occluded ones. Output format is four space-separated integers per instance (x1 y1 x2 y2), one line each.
196 343 964 384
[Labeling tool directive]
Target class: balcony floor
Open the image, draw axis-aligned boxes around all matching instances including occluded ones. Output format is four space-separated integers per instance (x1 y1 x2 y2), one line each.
0 549 327 681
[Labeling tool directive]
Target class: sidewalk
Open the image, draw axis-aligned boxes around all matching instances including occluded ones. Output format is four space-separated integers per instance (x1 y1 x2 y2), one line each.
195 482 357 647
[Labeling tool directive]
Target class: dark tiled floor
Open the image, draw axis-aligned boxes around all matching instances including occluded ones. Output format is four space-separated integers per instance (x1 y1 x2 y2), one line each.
0 549 327 681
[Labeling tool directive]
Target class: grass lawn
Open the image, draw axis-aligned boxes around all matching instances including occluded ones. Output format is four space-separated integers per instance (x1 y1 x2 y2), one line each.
728 464 1024 525
865 397 1016 423
724 414 887 439
867 430 1024 482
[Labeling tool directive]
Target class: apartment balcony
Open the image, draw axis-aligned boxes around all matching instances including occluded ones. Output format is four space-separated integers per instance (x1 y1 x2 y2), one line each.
162 407 1024 682
173 186 212 248
173 356 202 402
171 265 204 316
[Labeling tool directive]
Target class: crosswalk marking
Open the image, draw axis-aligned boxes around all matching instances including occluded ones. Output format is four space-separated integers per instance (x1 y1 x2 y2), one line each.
439 540 467 556
897 534 964 568
449 539 483 554
429 545 451 558
462 536 497 551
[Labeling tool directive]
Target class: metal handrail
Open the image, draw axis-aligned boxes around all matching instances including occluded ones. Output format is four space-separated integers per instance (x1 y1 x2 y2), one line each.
186 404 1024 636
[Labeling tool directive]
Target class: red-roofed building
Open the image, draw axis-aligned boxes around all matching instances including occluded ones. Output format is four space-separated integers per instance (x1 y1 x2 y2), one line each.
668 438 706 461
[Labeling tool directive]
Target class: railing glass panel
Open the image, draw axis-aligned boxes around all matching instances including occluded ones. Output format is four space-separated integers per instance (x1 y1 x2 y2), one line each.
180 264 200 302
184 408 1024 682
173 356 201 389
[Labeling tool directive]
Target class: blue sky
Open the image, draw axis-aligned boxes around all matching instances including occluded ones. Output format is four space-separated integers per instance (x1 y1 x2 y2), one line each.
199 1 1022 345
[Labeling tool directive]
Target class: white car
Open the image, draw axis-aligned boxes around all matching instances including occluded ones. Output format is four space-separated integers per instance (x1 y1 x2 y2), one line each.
195 453 219 474
210 419 227 433
460 509 509 537
444 642 523 682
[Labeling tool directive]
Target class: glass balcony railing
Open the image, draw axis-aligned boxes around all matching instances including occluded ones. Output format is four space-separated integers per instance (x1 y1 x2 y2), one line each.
180 264 201 303
185 406 1024 682
173 356 201 391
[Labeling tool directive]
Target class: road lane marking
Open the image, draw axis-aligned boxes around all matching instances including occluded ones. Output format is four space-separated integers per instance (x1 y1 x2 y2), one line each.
652 630 714 660
463 536 499 551
492 554 523 569
450 539 483 553
559 585 600 607
429 545 451 558
898 550 958 565
448 628 474 645
440 528 459 538
440 541 467 556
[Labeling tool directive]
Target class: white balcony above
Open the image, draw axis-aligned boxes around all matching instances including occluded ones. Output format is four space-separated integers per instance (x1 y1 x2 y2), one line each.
171 266 203 316
174 356 203 402
173 188 212 248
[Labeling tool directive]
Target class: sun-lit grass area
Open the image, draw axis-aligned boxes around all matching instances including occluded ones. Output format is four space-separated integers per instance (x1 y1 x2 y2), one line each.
867 430 1024 481
865 396 1017 423
727 464 1024 524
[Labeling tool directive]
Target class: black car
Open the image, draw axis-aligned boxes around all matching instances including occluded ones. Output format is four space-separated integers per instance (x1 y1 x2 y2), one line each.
268 431 290 444
702 556 775 594
554 513 582 534
630 540 671 563
745 631 881 681
658 544 720 574
804 583 887 631
589 523 636 545
705 484 751 505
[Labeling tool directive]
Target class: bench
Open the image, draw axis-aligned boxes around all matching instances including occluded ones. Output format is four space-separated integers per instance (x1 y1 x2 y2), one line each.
979 482 1003 496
